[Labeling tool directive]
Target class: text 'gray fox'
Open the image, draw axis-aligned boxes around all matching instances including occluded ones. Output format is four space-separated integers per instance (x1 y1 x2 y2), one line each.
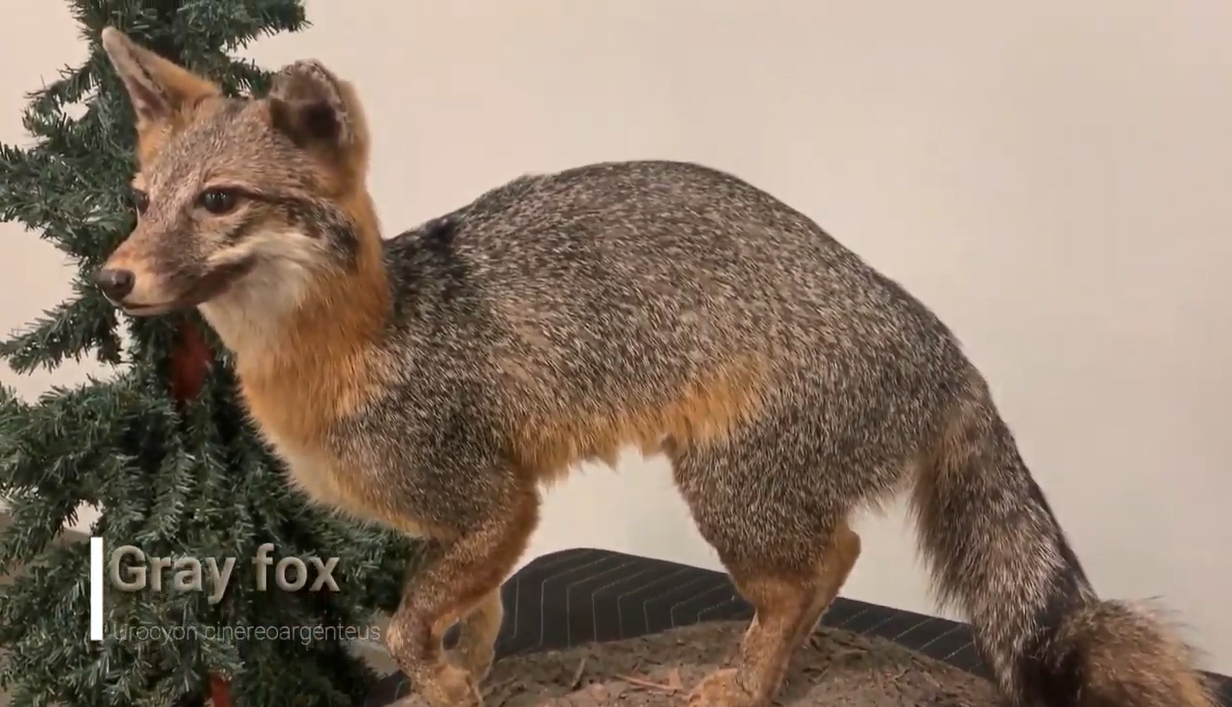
95 27 1216 707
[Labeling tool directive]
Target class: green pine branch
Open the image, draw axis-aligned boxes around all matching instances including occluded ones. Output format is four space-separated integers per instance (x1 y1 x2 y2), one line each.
0 2 424 705
0 285 124 373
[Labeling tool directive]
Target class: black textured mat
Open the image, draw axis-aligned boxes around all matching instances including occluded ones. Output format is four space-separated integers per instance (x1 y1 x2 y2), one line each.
364 548 1232 706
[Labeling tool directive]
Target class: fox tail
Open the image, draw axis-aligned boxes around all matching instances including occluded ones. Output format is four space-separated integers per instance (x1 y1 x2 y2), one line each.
909 371 1217 707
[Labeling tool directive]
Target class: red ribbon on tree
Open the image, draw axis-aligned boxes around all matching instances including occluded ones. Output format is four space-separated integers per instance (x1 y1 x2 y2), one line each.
168 319 212 408
168 318 232 707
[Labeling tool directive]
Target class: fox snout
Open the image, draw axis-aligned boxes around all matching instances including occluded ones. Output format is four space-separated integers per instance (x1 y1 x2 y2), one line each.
94 236 183 315
94 223 267 317
91 224 179 314
94 267 135 303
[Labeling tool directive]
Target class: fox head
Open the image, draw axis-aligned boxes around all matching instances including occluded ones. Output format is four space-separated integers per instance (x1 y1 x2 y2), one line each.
95 28 386 349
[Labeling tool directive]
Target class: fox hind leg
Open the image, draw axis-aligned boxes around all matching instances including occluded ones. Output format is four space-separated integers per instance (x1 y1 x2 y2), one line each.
788 519 861 647
735 520 861 648
686 521 861 707
669 431 866 707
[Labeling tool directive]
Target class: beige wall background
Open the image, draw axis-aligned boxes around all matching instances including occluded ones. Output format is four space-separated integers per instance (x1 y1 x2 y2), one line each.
2 0 1230 674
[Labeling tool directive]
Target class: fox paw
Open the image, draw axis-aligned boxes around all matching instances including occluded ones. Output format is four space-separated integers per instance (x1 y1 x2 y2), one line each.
687 669 764 707
447 642 495 684
400 661 481 707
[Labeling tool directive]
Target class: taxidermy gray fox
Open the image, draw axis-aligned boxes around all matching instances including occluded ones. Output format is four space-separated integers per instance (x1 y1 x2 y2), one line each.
96 27 1216 707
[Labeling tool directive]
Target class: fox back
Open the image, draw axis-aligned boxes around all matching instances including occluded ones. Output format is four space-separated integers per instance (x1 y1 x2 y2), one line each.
380 160 967 476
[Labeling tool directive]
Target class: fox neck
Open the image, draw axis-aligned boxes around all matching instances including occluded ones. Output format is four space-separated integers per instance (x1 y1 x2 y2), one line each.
198 202 390 381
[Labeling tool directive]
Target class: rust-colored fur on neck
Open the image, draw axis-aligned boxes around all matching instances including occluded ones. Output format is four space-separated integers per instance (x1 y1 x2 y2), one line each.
215 213 386 370
202 190 388 362
196 68 392 444
100 28 406 526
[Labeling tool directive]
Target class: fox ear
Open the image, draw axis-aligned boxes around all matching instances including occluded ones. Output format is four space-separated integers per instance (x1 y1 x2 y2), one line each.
266 60 369 181
100 27 221 136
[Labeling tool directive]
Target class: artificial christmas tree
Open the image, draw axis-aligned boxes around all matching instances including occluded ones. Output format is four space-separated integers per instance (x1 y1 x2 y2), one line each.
0 2 418 706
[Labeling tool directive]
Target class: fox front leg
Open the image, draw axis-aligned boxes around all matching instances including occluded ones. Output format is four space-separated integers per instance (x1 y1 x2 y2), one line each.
385 488 538 707
446 589 503 682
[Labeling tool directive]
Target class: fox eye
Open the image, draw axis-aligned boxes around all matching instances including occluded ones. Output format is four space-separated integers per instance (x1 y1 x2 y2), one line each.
198 188 240 215
131 189 149 215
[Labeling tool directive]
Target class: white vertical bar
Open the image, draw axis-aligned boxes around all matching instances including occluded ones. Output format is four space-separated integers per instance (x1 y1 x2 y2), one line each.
89 537 103 641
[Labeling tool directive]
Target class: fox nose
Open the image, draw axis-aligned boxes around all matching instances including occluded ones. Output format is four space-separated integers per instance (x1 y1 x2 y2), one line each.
95 268 135 302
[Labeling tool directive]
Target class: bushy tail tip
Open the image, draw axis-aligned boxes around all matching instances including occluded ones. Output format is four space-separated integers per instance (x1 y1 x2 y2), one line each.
1038 599 1218 707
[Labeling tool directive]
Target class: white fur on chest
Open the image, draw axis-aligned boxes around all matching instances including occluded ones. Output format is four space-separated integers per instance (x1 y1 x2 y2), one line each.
197 228 320 354
256 427 363 516
259 429 427 537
